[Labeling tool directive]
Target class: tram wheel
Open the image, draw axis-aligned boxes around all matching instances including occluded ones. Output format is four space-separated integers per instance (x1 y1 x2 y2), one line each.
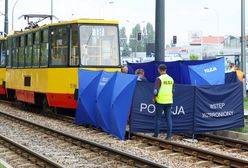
42 97 57 114
42 97 49 113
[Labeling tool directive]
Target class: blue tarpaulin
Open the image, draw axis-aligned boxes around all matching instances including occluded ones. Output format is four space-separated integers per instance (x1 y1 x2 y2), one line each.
75 69 137 140
110 73 137 139
225 71 239 83
188 58 225 85
75 59 244 139
75 70 102 126
129 82 244 134
194 82 244 132
96 71 117 132
128 61 181 83
179 58 219 84
130 82 194 134
128 58 223 85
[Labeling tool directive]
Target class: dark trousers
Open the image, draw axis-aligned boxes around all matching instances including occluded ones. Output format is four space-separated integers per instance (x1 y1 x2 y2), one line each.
154 103 172 138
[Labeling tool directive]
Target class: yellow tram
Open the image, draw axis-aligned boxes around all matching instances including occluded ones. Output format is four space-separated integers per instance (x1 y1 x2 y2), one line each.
0 37 6 96
4 19 121 109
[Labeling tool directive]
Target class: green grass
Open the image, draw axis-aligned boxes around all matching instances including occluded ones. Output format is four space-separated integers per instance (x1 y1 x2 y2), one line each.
0 164 5 168
244 97 248 110
232 116 248 133
227 98 248 133
232 126 248 133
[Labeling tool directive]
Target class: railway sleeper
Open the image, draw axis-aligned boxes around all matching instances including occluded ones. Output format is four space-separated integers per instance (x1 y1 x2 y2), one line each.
100 150 109 156
183 156 197 161
27 156 37 163
91 147 100 152
11 158 25 163
226 148 241 153
211 166 229 168
223 160 231 166
159 144 173 150
126 159 135 166
218 140 225 145
235 144 242 149
3 154 17 160
135 163 150 168
114 154 121 160
194 160 211 167
240 151 248 155
19 163 36 167
88 156 106 162
147 141 159 146
144 146 160 151
71 140 81 146
167 152 182 157
136 143 149 148
157 149 171 154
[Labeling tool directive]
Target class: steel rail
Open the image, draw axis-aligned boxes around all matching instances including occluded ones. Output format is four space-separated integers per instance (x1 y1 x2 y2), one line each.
132 133 248 168
0 133 64 168
196 133 248 150
0 111 167 168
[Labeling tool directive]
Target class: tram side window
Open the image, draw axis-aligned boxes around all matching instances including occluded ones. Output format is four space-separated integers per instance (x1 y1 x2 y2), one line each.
50 27 68 66
0 41 3 66
19 36 25 67
25 34 32 67
17 37 21 67
13 37 20 67
0 41 5 67
70 25 79 66
12 38 17 67
40 29 48 67
33 32 40 67
6 38 12 67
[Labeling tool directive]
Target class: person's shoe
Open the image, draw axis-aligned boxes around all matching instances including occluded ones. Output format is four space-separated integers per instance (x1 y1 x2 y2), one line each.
165 137 172 141
152 134 158 138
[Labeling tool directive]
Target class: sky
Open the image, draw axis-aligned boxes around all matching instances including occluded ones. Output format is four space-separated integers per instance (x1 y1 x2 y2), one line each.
0 0 246 45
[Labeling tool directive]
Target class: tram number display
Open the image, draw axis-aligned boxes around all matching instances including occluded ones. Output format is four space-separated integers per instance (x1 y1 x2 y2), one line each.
93 27 104 37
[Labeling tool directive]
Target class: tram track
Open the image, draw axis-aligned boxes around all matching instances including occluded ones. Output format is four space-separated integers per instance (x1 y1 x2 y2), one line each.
37 110 248 167
195 133 248 151
48 107 248 167
131 133 248 167
0 133 63 168
0 110 166 168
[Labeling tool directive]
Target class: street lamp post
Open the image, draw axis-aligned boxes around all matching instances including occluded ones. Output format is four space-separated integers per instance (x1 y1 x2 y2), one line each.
0 12 6 37
4 0 8 36
204 7 220 55
12 0 20 31
155 0 165 61
241 0 246 97
51 0 53 23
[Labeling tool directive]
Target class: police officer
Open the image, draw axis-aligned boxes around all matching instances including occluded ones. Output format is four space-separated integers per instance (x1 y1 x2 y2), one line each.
153 64 174 140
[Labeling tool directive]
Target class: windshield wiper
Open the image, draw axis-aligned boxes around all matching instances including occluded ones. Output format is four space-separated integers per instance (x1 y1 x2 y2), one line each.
86 31 93 45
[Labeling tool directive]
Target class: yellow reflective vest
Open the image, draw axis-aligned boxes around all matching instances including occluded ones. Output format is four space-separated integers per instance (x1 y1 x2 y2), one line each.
236 70 244 82
156 74 174 104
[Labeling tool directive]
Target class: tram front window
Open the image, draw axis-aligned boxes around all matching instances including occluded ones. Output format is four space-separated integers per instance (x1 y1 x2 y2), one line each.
79 25 119 66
